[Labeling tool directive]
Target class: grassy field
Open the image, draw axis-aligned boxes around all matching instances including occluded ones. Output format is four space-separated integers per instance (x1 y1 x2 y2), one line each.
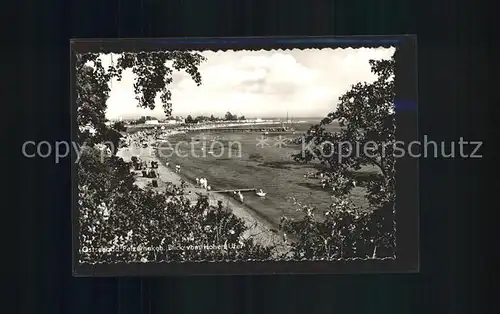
156 121 378 227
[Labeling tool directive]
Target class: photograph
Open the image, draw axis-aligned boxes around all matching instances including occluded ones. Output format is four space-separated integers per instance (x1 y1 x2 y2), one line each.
72 37 418 275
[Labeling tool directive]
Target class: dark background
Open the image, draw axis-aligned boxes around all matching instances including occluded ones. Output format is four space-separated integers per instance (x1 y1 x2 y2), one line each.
16 0 492 313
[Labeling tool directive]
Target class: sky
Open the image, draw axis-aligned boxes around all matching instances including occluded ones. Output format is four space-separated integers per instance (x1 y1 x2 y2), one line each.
98 47 395 120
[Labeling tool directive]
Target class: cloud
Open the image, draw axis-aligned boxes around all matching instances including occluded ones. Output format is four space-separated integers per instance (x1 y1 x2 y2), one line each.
232 53 317 97
99 47 395 119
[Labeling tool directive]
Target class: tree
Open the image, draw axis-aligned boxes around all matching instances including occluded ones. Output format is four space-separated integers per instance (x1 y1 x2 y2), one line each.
104 128 123 155
185 115 195 124
194 115 209 123
224 111 235 121
76 61 112 144
112 121 127 132
239 115 246 120
281 53 397 259
129 117 146 125
209 114 216 121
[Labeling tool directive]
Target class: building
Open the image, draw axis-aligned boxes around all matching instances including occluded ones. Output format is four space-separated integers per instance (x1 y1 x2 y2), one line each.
145 120 159 125
163 118 180 125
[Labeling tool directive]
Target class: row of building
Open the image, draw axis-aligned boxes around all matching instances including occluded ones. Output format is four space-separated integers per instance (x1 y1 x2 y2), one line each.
104 117 270 127
141 117 266 125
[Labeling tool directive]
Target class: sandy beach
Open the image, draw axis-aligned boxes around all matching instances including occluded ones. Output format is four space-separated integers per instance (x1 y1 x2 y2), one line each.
116 130 291 256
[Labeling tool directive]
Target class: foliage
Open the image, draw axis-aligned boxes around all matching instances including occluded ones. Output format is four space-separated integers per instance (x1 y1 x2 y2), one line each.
76 56 113 145
104 128 123 155
183 113 243 123
185 115 195 124
112 121 127 132
224 111 238 121
282 53 397 259
129 117 147 125
194 115 211 123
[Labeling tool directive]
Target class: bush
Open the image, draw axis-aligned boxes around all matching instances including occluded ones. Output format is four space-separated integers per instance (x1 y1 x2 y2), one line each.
279 54 397 260
280 197 394 259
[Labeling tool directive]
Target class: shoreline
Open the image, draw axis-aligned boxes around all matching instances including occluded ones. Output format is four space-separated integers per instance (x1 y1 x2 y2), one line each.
116 124 292 256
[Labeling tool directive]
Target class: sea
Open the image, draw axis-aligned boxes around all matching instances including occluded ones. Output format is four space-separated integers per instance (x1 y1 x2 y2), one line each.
154 117 371 227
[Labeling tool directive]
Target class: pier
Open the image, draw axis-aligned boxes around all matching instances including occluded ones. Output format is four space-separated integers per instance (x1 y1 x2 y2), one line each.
184 127 292 133
210 188 257 193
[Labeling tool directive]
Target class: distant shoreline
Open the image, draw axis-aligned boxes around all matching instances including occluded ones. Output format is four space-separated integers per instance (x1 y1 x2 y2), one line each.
111 116 327 123
125 120 287 132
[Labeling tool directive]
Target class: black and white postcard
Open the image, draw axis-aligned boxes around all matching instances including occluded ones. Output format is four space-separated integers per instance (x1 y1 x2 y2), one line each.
71 36 418 276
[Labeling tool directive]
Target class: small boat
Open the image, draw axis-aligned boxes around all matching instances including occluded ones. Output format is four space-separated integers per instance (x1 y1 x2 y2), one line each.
256 189 266 197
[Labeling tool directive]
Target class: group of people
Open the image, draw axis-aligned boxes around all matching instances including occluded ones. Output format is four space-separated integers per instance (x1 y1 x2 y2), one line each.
132 160 148 171
195 177 211 191
131 158 157 176
303 171 324 179
164 182 184 196
143 168 157 179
